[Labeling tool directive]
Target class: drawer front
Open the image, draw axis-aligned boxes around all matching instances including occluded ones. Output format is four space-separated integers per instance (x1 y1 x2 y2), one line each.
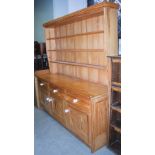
39 92 52 115
64 94 90 114
38 79 49 91
49 84 65 99
65 90 90 103
64 104 89 144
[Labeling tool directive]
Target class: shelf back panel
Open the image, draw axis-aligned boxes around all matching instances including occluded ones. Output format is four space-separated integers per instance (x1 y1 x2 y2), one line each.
43 2 118 85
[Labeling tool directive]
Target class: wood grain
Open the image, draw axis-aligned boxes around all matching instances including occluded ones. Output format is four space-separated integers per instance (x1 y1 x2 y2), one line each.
43 2 118 27
35 71 108 152
37 2 119 153
44 3 118 85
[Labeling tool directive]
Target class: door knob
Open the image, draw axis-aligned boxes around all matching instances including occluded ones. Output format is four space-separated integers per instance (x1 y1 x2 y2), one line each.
53 89 58 93
40 83 44 86
48 97 54 103
72 98 79 103
64 109 70 113
46 97 49 101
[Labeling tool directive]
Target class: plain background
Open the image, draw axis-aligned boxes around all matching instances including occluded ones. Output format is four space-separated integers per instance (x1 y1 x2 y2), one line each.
0 0 155 155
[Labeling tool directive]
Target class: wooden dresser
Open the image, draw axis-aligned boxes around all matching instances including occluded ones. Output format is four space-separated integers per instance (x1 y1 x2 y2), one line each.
35 2 119 152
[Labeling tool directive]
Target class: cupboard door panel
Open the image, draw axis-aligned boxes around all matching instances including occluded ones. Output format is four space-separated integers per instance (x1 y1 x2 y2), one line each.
51 96 64 119
70 108 89 144
38 81 52 114
65 106 89 144
39 89 47 106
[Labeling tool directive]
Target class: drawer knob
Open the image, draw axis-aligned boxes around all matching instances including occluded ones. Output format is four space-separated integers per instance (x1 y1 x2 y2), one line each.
64 109 70 113
46 97 49 101
40 83 44 86
53 89 58 93
72 98 79 103
48 97 54 103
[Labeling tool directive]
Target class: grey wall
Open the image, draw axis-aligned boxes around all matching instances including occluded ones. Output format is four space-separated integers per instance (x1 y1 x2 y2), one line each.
68 0 87 13
53 0 87 18
34 0 53 42
53 0 68 19
34 0 87 42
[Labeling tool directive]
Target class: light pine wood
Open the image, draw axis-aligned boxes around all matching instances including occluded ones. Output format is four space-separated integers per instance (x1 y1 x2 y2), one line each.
47 31 104 40
36 2 119 153
43 2 118 27
34 76 40 108
35 71 108 152
43 2 118 86
103 8 118 56
91 99 108 151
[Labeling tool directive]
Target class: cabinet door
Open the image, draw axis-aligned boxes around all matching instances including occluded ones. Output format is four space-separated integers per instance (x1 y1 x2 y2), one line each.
52 97 64 118
38 79 49 105
38 80 52 114
50 95 65 124
64 103 89 144
39 89 47 105
38 89 52 114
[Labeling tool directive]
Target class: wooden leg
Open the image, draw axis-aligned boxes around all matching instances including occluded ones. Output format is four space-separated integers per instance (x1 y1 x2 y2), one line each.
34 76 40 108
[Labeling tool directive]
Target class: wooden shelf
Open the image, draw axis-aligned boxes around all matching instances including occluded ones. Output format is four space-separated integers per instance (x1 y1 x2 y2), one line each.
112 82 121 87
111 124 121 133
112 86 121 92
47 49 104 52
111 105 121 113
50 60 106 69
109 140 121 155
46 30 104 40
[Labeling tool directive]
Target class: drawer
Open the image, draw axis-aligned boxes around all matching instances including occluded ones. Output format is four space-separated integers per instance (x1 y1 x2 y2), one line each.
49 84 65 99
65 92 89 104
65 90 90 103
64 95 90 114
38 79 49 91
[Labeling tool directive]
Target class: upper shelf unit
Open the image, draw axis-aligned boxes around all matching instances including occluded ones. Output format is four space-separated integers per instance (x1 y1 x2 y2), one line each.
43 2 119 85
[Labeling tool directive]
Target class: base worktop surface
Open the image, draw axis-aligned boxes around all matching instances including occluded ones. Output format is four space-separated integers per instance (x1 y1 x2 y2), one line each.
35 70 108 99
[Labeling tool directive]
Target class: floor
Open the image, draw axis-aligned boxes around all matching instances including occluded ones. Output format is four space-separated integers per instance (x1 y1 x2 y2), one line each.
34 107 116 155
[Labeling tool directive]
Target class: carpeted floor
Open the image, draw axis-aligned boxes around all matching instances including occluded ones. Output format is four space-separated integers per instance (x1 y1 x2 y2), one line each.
34 107 116 155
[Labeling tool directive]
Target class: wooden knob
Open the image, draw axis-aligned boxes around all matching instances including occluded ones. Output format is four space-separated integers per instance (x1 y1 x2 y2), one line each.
53 89 58 93
48 97 54 102
72 98 79 103
46 97 49 101
64 109 70 113
40 83 44 86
